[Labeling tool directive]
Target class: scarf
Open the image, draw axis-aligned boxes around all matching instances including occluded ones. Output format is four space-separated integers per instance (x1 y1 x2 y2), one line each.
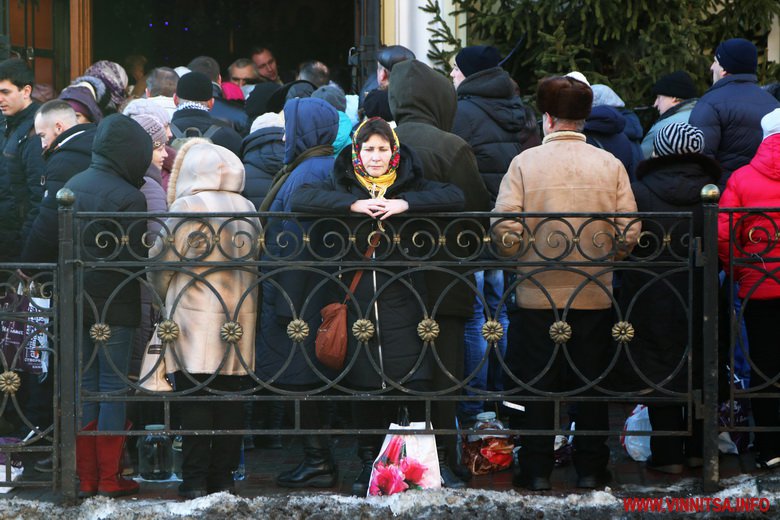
352 118 401 198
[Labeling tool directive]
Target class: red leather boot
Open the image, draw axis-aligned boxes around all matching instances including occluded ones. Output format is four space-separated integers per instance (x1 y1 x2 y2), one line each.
95 421 139 497
76 420 98 498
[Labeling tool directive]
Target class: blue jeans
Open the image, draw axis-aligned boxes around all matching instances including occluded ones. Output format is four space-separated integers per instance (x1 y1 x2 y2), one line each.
460 270 510 417
81 325 134 430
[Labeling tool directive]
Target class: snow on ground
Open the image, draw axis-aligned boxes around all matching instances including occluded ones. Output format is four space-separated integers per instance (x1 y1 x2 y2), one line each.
0 474 778 519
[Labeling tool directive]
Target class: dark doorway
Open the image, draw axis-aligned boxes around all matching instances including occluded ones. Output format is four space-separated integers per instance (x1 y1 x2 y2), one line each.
92 0 355 90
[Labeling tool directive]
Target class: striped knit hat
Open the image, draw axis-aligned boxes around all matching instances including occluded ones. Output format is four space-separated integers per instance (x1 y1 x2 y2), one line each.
653 122 704 157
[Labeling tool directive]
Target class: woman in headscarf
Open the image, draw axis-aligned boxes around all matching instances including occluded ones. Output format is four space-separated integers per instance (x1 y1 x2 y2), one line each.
292 117 465 495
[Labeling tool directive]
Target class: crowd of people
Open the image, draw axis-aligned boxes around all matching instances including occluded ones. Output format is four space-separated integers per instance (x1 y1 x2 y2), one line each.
0 34 779 499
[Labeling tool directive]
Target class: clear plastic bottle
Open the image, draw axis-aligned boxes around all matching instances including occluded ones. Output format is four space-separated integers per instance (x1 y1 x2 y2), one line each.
138 424 173 480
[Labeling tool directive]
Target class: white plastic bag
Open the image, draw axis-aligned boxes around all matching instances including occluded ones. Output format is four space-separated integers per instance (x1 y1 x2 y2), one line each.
367 422 441 496
621 404 651 461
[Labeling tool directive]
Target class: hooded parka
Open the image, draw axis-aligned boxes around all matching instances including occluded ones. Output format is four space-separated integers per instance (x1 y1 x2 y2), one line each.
149 139 259 376
388 59 491 318
63 114 151 327
254 97 339 386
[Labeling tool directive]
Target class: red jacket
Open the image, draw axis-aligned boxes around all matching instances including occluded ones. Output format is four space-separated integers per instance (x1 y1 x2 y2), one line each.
718 134 780 299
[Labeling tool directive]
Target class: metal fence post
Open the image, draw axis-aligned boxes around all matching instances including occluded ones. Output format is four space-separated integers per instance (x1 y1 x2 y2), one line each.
700 184 720 492
57 188 77 502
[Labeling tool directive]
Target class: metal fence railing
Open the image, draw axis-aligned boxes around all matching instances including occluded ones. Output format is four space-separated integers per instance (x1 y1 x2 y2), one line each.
5 186 779 501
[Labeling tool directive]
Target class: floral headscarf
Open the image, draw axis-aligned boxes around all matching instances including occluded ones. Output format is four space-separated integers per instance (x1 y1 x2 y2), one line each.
352 117 401 198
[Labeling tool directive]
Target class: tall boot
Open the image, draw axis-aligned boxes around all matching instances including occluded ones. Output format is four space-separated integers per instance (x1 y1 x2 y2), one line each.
76 420 98 498
351 442 378 496
438 445 467 488
95 421 140 497
275 435 337 488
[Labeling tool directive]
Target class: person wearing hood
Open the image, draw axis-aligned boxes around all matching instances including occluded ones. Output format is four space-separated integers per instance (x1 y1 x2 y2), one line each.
584 104 639 179
591 83 643 157
621 122 720 474
254 97 340 490
292 117 465 496
389 59 490 487
312 84 352 156
63 114 152 498
640 71 698 159
718 108 780 471
148 139 259 497
240 112 285 208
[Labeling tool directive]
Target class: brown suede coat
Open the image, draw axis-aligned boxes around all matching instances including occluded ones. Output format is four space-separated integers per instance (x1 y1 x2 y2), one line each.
492 131 639 310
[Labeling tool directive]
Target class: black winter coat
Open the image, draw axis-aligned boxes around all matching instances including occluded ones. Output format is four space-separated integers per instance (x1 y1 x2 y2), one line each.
452 67 530 201
240 126 284 209
170 107 243 157
64 114 152 327
21 124 96 263
619 153 721 395
0 102 45 261
585 105 638 180
291 144 465 389
389 59 491 318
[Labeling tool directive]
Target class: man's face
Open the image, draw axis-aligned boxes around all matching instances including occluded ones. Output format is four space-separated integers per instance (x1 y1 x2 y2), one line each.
450 64 466 89
252 50 278 81
34 113 60 151
0 80 32 117
653 95 678 116
711 57 726 85
229 65 258 87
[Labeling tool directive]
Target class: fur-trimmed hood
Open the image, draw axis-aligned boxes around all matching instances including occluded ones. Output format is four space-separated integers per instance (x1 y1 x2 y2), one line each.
166 138 246 206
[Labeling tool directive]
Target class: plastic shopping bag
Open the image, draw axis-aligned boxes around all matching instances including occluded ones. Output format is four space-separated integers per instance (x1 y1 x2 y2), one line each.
367 422 441 496
621 404 651 461
0 286 50 374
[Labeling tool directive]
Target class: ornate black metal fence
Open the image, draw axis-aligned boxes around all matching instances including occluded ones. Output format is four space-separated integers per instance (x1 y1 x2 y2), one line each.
9 186 778 501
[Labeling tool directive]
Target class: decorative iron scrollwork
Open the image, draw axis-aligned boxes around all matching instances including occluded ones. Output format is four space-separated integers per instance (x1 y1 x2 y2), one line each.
287 319 310 342
549 321 572 344
220 321 244 343
482 319 504 343
352 319 375 342
611 321 635 343
89 323 111 343
417 318 440 342
0 371 21 394
157 320 180 342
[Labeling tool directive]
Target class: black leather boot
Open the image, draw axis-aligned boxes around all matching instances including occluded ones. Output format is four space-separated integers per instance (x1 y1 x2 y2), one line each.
351 444 377 496
438 446 467 488
276 435 337 488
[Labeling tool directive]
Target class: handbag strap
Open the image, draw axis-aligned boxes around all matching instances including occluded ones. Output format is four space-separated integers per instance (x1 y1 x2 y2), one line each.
342 236 379 304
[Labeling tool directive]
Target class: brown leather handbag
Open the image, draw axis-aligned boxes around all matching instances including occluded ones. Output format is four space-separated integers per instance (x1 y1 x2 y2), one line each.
315 242 376 370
